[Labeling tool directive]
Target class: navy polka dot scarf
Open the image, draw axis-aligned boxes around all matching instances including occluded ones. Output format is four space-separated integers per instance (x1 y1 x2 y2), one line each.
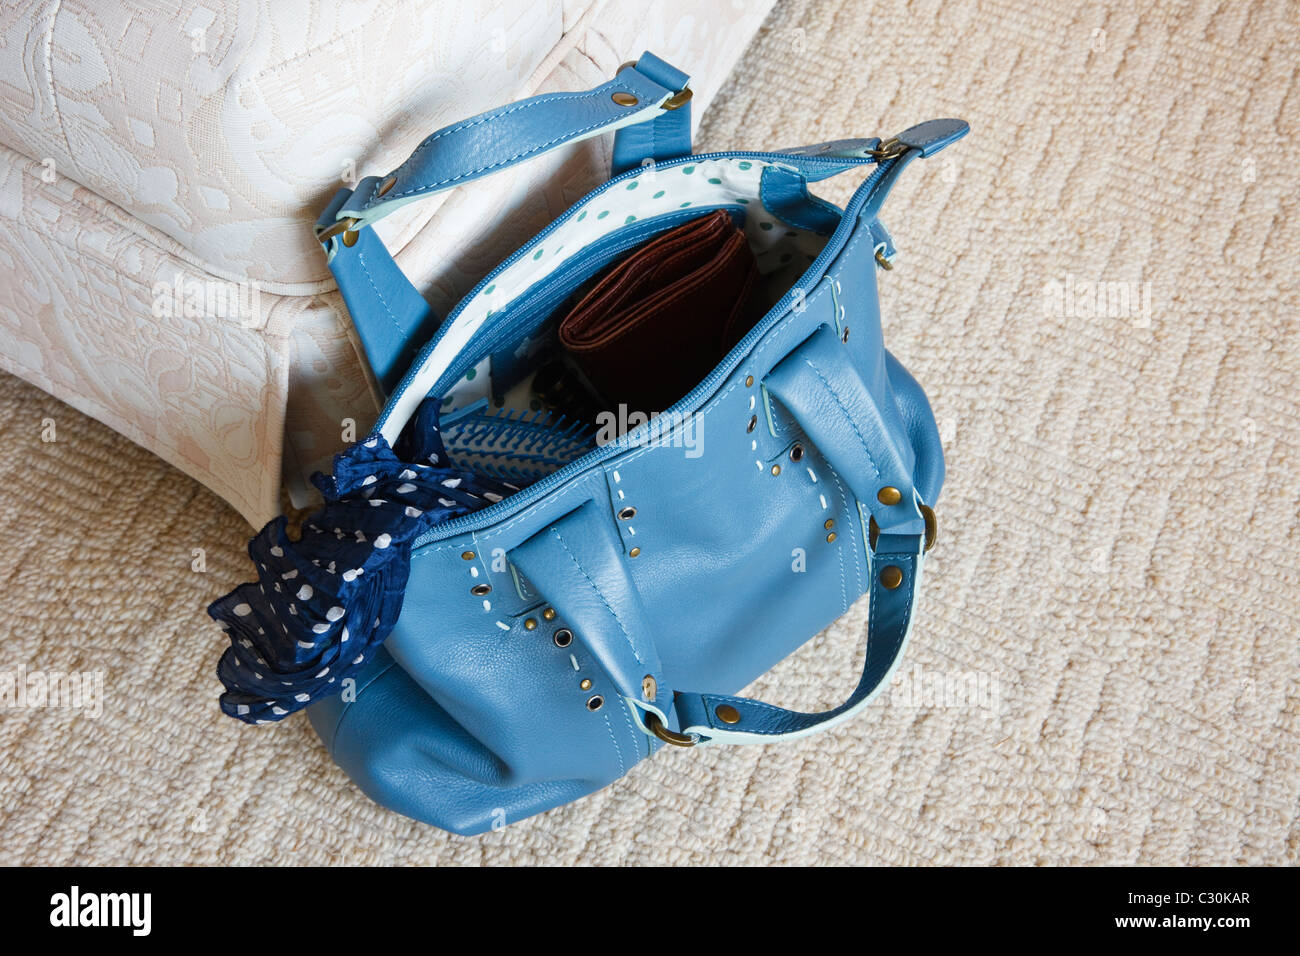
208 404 515 724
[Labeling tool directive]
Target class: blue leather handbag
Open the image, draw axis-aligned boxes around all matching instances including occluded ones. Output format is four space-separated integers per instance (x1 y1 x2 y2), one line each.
210 53 967 835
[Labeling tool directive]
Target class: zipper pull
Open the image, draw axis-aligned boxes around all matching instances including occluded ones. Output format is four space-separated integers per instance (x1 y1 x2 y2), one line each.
871 119 969 161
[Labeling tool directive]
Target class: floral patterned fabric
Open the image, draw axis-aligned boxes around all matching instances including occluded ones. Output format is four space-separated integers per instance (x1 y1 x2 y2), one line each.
0 0 775 525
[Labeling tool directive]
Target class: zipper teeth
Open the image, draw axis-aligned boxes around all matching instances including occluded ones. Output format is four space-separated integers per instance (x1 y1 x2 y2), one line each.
411 154 894 547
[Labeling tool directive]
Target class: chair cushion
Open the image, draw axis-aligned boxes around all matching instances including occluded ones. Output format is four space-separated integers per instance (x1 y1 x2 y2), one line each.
0 0 598 288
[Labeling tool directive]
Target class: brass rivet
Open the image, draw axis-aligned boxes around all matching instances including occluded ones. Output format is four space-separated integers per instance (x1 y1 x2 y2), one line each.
642 675 657 700
377 175 396 197
771 464 781 476
461 551 475 560
341 229 359 247
471 583 491 596
877 486 902 506
618 506 637 520
542 607 556 621
745 374 754 387
841 327 850 343
629 547 641 558
824 518 835 530
580 678 593 691
587 694 605 711
553 628 573 648
716 704 741 724
790 443 804 462
880 565 903 589
826 532 837 543
611 92 639 107
524 618 537 630
747 415 757 433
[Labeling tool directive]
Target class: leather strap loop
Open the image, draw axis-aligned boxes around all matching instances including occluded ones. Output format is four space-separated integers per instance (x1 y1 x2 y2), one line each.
509 499 666 710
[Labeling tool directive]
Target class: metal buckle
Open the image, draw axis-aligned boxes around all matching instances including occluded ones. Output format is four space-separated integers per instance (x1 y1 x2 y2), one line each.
868 505 937 553
644 711 697 747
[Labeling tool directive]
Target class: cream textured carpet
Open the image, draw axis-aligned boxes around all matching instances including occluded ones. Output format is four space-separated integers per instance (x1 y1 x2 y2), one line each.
1 0 1297 865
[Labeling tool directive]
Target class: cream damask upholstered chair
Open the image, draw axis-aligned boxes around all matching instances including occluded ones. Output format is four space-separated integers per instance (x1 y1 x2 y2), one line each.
0 0 772 524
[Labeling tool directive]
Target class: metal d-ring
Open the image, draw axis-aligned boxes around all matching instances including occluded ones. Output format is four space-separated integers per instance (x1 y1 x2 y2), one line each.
868 506 937 554
644 711 696 747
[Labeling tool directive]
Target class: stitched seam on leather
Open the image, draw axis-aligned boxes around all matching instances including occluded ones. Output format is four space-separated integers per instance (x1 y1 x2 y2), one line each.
381 83 650 202
617 698 647 759
356 249 406 339
602 711 626 776
549 526 646 670
799 356 883 483
822 465 852 612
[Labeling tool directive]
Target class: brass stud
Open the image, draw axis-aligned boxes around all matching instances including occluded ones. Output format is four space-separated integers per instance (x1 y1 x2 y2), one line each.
826 532 837 543
542 608 556 621
790 443 805 462
553 628 573 648
377 175 396 197
618 506 637 520
524 618 537 631
880 565 903 589
629 547 641 558
580 678 593 691
341 229 359 247
824 518 835 530
587 694 605 711
471 583 491 596
461 551 475 560
877 486 902 506
642 675 657 700
611 92 639 107
771 464 781 476
747 415 757 433
716 704 741 724
745 375 755 387
841 326 850 343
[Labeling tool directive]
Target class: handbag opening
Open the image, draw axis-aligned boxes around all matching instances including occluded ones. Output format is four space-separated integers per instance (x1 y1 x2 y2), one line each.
403 156 838 487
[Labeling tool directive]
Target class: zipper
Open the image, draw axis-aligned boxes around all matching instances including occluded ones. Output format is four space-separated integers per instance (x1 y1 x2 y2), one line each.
409 149 898 547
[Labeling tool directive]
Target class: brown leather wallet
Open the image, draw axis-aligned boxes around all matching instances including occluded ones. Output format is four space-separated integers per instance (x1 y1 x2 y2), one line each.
557 209 759 414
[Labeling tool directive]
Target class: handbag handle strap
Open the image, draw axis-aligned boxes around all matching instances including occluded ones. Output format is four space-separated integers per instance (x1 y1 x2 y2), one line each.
667 540 925 745
319 54 692 241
